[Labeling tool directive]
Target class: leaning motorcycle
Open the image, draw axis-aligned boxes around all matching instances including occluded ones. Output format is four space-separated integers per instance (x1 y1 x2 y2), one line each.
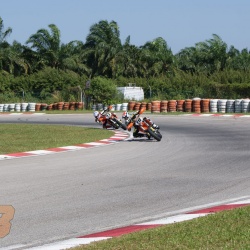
123 108 162 141
94 105 127 130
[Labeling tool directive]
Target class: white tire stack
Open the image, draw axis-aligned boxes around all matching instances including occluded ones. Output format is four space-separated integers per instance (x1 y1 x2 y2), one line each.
235 99 243 113
218 99 227 113
226 99 235 113
210 99 219 113
242 99 250 113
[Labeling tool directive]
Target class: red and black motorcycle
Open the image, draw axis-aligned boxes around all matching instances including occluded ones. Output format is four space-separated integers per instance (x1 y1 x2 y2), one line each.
94 105 127 130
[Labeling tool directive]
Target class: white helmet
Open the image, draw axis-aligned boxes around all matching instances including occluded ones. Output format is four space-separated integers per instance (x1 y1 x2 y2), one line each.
93 111 99 117
122 111 130 119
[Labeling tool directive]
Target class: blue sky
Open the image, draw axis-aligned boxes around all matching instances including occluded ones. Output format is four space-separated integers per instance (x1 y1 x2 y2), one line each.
1 0 249 54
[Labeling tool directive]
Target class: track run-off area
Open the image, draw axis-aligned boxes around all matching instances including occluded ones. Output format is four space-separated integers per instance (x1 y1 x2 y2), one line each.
1 113 250 249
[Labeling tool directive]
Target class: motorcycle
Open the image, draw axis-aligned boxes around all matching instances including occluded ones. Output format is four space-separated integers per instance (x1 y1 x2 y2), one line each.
94 105 127 130
122 108 162 141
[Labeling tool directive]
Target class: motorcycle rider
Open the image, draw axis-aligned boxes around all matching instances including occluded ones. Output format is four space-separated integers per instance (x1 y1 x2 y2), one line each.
122 110 159 138
93 107 111 129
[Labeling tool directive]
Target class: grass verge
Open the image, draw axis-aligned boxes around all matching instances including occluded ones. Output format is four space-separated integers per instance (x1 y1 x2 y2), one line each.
0 124 113 154
72 205 250 250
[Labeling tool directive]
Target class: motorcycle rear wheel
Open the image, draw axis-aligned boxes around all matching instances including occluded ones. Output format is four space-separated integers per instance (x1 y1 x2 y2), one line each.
115 119 127 130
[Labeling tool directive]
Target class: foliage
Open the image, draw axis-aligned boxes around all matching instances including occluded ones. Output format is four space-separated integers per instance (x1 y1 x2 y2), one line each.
1 17 250 103
87 76 118 104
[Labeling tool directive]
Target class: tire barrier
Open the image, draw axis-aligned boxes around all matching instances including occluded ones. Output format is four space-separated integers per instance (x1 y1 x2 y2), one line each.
47 104 53 111
41 103 48 111
235 99 243 113
121 103 128 111
192 98 201 113
69 102 76 110
57 102 64 111
160 100 168 113
201 99 210 113
134 102 141 111
1 99 250 114
35 103 41 111
151 100 161 113
177 100 185 112
146 102 152 111
218 99 227 113
64 102 69 110
184 99 192 112
128 101 136 111
168 100 177 112
9 104 15 112
15 103 21 112
21 103 28 112
28 103 36 112
242 99 250 113
226 99 235 113
140 102 147 111
210 99 219 113
115 103 122 111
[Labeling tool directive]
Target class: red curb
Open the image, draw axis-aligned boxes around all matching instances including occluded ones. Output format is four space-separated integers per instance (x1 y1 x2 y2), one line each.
75 144 96 148
187 204 250 214
96 140 114 144
4 152 35 157
108 137 124 141
79 225 160 238
46 148 70 152
0 131 129 160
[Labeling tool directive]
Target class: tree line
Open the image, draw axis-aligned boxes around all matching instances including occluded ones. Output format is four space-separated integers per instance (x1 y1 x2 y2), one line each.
1 17 250 105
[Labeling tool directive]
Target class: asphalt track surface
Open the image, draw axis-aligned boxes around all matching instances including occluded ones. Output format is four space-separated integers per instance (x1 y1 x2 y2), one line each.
1 113 250 249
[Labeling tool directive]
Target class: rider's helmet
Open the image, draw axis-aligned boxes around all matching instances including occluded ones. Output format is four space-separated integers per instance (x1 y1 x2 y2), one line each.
122 111 130 119
93 111 99 118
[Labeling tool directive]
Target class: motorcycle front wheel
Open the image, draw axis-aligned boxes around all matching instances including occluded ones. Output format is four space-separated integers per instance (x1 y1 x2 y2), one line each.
108 120 119 129
147 127 162 141
115 119 127 130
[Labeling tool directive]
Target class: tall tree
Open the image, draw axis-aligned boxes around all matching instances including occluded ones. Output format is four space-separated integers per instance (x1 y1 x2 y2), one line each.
62 40 91 76
0 17 12 44
0 17 12 72
176 34 229 74
140 37 173 77
26 24 64 69
195 34 229 73
118 36 141 78
85 20 122 78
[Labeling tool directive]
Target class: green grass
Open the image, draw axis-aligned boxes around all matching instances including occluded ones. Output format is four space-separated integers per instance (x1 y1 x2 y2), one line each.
72 206 250 250
0 124 113 154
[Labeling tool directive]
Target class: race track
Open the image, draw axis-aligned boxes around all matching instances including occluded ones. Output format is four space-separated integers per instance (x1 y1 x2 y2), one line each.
1 113 250 249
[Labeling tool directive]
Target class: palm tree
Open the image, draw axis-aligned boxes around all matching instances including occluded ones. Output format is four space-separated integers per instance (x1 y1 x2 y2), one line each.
230 48 250 71
115 36 141 77
140 37 173 77
26 24 63 69
175 46 197 73
0 17 12 44
0 17 12 72
176 34 229 74
195 34 229 73
84 20 122 78
62 40 91 76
